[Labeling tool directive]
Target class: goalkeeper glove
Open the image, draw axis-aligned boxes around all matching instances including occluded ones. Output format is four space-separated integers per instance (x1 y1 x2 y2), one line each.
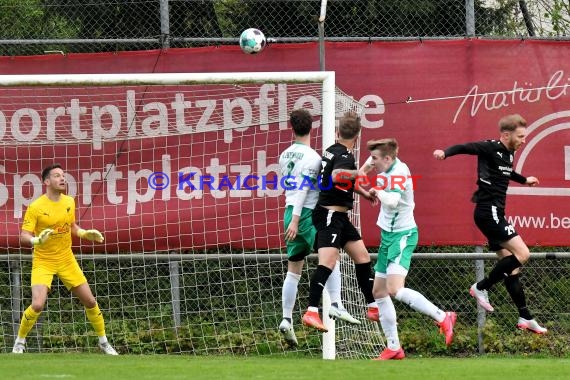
31 228 54 246
77 229 104 243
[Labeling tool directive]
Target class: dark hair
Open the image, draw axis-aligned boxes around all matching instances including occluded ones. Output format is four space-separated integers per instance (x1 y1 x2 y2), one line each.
289 109 313 136
367 138 399 158
338 112 362 140
41 163 63 182
499 114 526 133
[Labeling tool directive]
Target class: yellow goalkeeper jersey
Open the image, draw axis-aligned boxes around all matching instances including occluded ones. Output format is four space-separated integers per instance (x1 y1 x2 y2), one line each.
22 194 76 262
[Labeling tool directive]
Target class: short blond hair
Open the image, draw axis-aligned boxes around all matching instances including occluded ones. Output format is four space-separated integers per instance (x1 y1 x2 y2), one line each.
499 114 526 133
367 138 398 158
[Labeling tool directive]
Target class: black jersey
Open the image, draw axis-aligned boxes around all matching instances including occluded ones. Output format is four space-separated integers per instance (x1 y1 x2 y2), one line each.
318 143 357 209
444 140 527 209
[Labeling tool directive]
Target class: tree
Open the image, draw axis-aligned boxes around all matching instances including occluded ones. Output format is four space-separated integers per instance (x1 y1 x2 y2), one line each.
1 0 570 56
0 0 78 55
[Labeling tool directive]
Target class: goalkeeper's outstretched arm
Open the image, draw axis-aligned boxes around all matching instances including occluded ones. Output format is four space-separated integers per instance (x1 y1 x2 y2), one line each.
72 223 105 243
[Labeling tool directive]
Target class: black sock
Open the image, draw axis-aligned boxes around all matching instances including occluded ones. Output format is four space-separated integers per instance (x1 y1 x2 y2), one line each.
504 274 533 320
308 265 333 308
354 262 375 304
478 255 522 290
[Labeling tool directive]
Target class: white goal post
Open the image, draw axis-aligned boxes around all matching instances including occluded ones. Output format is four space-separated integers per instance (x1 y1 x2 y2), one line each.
0 71 382 358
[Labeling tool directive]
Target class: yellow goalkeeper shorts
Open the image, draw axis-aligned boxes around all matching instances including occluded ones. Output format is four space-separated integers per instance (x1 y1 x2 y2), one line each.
31 256 88 290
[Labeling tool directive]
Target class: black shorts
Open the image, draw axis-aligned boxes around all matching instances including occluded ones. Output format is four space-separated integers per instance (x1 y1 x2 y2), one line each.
312 205 362 251
473 203 518 251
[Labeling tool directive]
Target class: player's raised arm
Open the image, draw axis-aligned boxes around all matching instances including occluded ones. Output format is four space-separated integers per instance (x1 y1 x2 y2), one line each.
434 141 491 160
331 168 360 182
358 156 375 176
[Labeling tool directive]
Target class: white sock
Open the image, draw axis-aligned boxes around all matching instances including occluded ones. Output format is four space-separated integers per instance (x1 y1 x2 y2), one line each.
395 288 446 323
376 296 400 350
15 337 26 344
282 271 301 320
98 336 108 345
324 261 343 309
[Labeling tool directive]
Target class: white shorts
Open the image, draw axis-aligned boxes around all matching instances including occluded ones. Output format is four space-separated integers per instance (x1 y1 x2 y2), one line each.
375 262 409 278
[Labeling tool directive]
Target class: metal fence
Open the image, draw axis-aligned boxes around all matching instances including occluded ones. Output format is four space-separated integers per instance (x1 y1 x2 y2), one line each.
1 1 569 56
1 250 569 356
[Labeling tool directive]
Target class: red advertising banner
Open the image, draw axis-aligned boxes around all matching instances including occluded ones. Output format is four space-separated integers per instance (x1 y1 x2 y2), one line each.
1 40 569 251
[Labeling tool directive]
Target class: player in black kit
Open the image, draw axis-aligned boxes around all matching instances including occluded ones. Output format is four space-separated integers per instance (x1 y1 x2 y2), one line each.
301 112 379 332
433 114 546 334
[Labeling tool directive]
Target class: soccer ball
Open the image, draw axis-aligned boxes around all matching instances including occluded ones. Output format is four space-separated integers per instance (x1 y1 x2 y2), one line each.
239 28 266 54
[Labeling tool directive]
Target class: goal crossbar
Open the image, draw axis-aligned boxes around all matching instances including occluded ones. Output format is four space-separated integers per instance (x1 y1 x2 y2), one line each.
0 71 335 86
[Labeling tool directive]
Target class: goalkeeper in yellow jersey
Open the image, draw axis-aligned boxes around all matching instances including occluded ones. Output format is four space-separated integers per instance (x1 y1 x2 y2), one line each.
12 163 118 355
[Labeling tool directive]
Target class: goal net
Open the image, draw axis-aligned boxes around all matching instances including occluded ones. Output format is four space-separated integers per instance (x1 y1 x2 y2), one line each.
0 72 383 358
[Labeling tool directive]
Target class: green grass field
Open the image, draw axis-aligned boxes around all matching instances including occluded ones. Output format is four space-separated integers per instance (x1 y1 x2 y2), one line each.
1 355 569 380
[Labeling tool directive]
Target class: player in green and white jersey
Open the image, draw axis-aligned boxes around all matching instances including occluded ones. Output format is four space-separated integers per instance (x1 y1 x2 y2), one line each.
361 138 456 360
